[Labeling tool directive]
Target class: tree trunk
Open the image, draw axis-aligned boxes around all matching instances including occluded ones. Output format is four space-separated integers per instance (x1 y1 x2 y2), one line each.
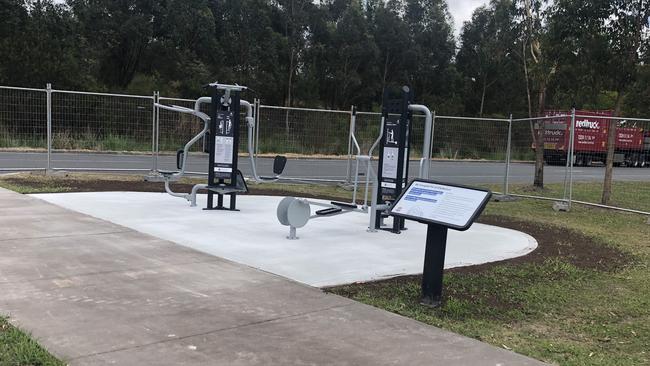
284 48 295 137
522 41 537 146
479 77 487 117
601 91 623 205
533 80 547 188
382 51 390 95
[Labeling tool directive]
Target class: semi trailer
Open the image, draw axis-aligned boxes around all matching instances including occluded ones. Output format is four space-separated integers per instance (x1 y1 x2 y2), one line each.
539 110 650 167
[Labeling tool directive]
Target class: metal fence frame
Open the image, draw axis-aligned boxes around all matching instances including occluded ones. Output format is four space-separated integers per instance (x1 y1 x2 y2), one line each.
1 84 648 216
48 87 156 173
0 85 48 171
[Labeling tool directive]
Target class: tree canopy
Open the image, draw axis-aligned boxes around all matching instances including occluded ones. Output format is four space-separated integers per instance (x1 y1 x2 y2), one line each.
1 0 649 116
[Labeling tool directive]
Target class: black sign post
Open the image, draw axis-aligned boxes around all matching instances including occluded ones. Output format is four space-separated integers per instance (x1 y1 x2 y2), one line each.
420 224 448 306
389 179 491 307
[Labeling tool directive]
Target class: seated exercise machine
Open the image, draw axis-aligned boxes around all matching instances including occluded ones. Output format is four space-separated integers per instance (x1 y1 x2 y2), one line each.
277 86 433 239
155 82 286 210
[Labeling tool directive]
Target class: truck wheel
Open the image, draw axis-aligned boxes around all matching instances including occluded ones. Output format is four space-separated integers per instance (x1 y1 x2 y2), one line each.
585 156 592 167
575 154 585 167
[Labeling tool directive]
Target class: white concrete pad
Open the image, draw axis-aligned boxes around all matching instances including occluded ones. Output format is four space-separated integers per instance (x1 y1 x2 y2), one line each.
34 192 537 287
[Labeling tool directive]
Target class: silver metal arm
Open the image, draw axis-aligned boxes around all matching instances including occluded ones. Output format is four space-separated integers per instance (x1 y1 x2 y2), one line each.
194 97 212 112
408 104 432 179
240 99 262 183
154 97 212 203
368 116 386 158
154 99 211 180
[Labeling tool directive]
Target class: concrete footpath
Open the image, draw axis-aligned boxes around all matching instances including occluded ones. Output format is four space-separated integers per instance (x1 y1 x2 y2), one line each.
0 187 548 365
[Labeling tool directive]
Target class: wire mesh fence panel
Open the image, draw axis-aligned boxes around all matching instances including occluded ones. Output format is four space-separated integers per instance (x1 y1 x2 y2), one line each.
509 119 536 162
51 91 153 153
257 106 351 156
158 97 252 153
427 117 509 188
569 115 650 214
0 86 47 150
508 116 570 201
353 112 382 155
409 114 428 158
353 112 428 157
431 117 509 161
158 98 208 153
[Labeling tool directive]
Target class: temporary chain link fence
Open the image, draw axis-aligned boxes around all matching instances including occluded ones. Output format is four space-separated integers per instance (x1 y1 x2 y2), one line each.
50 88 155 172
256 105 351 155
0 86 48 171
0 84 648 215
568 114 650 214
508 115 571 204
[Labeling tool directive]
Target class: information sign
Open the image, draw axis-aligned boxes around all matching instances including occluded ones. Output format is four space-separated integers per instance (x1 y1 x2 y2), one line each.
389 180 491 230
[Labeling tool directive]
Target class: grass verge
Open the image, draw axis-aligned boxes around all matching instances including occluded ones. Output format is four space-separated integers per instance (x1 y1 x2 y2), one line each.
329 189 650 366
0 317 64 366
0 173 649 365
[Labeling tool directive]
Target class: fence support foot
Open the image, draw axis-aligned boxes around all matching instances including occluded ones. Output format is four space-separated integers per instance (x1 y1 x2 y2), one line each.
144 173 165 182
552 201 570 212
493 194 517 202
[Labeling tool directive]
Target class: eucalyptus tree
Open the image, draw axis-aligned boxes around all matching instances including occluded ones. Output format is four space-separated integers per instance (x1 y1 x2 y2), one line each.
601 0 650 204
514 0 554 188
457 0 519 117
300 0 378 109
370 0 413 97
0 0 90 89
68 0 160 89
403 0 456 107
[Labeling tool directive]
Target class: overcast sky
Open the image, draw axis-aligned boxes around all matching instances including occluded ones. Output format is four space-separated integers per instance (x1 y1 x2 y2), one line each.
448 0 489 38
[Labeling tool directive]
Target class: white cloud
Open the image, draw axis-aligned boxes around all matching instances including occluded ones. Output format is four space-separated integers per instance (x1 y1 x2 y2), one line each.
447 0 489 38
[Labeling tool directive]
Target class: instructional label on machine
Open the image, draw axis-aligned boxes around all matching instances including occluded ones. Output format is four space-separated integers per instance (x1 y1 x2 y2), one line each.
212 110 236 179
390 181 490 229
382 147 399 179
214 136 234 164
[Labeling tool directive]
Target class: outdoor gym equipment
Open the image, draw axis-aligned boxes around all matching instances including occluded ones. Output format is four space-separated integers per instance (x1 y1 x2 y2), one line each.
277 86 433 239
155 82 286 210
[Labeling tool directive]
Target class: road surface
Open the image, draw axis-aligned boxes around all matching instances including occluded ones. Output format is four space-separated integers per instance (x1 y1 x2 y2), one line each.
1 151 648 185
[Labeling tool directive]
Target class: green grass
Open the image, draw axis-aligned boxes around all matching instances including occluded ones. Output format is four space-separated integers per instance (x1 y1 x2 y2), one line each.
0 174 649 365
330 189 650 366
506 181 650 213
0 317 64 366
0 178 72 194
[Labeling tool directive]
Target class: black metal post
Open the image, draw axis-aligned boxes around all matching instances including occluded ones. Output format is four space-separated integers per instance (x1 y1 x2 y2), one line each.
375 86 413 233
421 224 448 307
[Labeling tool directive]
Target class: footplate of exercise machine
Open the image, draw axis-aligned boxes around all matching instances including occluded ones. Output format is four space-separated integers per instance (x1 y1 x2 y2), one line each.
316 207 343 216
330 201 358 209
205 186 247 195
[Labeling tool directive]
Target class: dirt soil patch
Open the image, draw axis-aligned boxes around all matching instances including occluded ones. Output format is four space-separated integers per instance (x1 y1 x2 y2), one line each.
329 215 633 313
474 215 631 272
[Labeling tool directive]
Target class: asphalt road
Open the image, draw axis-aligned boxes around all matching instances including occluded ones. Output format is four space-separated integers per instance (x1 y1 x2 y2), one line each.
1 151 648 185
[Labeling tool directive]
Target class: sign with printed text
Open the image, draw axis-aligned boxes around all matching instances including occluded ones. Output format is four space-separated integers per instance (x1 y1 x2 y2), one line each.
389 180 491 231
214 110 235 178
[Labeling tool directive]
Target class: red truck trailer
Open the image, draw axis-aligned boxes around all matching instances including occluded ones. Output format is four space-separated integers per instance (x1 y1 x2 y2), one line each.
540 110 650 167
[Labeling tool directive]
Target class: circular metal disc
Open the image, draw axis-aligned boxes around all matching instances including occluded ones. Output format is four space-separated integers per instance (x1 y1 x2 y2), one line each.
276 197 296 226
287 200 311 228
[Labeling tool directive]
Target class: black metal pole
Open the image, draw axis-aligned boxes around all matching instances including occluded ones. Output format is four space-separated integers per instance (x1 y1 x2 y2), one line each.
421 224 448 307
